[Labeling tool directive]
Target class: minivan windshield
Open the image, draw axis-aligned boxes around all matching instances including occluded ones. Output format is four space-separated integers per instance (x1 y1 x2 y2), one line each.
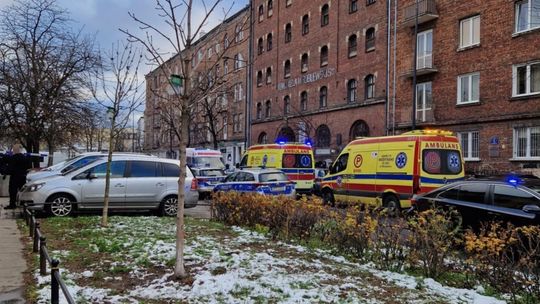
61 156 102 175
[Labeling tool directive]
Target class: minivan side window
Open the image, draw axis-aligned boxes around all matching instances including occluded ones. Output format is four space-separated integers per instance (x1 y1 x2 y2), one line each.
129 161 158 177
162 163 180 177
87 161 126 179
331 153 349 174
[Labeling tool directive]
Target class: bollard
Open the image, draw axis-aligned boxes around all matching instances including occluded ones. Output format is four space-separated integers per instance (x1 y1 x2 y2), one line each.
29 211 35 237
51 259 59 304
39 237 47 275
33 223 40 253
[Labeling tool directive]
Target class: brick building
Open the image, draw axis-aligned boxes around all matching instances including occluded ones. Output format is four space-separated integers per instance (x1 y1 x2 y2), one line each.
144 7 250 167
250 0 389 163
394 0 540 174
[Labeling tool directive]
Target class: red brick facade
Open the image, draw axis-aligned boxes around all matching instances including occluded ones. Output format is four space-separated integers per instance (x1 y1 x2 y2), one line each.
250 0 389 162
394 0 540 174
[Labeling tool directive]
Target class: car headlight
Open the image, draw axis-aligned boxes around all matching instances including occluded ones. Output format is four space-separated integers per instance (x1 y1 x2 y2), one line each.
28 183 45 192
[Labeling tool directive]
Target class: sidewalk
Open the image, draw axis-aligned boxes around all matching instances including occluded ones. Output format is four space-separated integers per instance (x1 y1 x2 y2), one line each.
0 196 26 303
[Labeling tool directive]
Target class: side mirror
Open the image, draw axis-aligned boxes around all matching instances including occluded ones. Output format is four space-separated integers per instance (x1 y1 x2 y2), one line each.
87 173 98 180
522 204 540 214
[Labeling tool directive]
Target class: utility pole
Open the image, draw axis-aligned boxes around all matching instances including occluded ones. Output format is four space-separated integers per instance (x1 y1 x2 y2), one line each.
411 0 419 131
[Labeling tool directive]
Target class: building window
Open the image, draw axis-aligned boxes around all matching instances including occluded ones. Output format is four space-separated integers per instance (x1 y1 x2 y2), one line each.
457 73 480 104
347 79 357 102
235 25 244 42
286 0 292 7
350 0 358 13
320 45 328 67
364 74 375 99
458 131 480 160
224 34 229 49
234 53 244 70
268 0 273 16
300 91 308 111
321 4 329 26
265 100 271 117
367 0 376 5
258 5 264 22
258 132 268 144
301 53 308 72
460 15 480 48
348 34 357 57
513 62 540 96
284 95 291 114
285 23 292 43
417 30 433 69
215 43 220 54
365 27 375 51
350 120 370 140
197 49 203 62
319 86 328 108
234 83 244 101
223 117 228 140
256 102 262 119
515 0 540 33
223 59 229 75
258 38 264 55
416 82 432 122
316 124 331 147
257 71 263 86
207 48 212 58
266 67 272 84
302 14 309 35
284 60 291 78
514 126 540 159
267 33 273 50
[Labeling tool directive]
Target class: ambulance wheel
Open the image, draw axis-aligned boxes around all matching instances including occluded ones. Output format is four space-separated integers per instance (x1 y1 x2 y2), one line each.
322 190 335 207
383 195 400 217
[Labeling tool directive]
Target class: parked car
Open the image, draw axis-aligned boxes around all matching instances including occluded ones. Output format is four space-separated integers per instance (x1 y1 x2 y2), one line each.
191 167 227 199
410 177 540 228
213 168 296 197
18 156 198 217
27 152 155 182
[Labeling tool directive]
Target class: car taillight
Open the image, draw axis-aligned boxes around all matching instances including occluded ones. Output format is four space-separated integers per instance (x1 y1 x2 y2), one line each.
191 178 198 190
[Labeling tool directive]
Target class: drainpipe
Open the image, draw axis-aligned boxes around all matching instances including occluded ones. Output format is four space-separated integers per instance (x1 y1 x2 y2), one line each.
245 2 254 148
411 0 419 130
386 0 391 136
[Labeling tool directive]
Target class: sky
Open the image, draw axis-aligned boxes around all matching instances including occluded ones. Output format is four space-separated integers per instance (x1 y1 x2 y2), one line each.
0 0 249 123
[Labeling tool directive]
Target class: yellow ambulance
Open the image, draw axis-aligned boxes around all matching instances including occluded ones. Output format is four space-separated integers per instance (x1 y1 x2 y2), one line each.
240 143 315 195
320 130 464 211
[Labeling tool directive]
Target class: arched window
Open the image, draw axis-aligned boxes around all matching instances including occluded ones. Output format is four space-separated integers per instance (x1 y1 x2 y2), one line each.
365 74 375 99
348 34 357 57
235 24 243 42
316 124 331 147
258 5 264 22
347 79 357 102
224 34 229 48
234 53 244 70
301 53 308 72
267 0 273 16
321 4 329 26
284 59 291 78
257 71 263 86
258 37 264 55
223 59 229 75
284 95 291 114
278 126 296 142
349 120 370 140
265 100 271 117
320 45 328 67
366 27 376 51
258 132 268 144
300 91 308 111
285 23 292 43
302 14 309 35
319 86 328 108
256 102 262 119
266 67 272 84
267 33 273 51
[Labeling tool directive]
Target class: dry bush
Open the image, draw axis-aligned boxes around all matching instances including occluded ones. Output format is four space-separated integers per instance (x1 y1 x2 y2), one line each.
407 209 461 279
370 210 410 272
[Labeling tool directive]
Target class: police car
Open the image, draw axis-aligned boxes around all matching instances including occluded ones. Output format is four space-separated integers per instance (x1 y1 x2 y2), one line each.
194 167 227 199
213 168 296 197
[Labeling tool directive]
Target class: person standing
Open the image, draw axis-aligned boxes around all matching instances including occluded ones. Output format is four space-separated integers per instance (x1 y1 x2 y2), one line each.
4 144 31 209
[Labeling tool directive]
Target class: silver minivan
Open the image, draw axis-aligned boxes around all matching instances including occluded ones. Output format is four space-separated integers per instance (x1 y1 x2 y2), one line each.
18 156 198 217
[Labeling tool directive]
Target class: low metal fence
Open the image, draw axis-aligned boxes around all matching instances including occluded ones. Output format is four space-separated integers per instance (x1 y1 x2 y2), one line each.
22 206 76 304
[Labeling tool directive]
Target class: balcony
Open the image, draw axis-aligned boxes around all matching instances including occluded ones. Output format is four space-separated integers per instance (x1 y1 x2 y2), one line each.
402 53 438 77
402 0 438 27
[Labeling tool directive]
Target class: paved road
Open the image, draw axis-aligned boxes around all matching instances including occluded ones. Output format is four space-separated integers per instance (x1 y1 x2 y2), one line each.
0 197 26 304
185 200 212 219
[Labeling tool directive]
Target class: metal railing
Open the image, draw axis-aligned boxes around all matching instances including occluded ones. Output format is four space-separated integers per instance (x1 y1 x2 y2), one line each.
403 0 438 22
22 206 76 304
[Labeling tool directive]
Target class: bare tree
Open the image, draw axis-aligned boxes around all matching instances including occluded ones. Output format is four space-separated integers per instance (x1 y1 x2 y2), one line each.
90 41 144 227
0 0 98 165
121 0 249 278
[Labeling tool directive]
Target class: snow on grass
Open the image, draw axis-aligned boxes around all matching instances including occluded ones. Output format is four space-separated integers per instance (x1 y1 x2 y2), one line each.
32 216 506 304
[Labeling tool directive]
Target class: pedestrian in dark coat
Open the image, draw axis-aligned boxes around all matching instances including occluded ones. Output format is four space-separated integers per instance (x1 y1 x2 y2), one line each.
4 144 31 209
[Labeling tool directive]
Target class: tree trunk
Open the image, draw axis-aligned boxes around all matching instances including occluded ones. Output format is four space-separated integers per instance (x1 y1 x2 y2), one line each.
174 108 189 279
101 122 115 227
47 143 54 167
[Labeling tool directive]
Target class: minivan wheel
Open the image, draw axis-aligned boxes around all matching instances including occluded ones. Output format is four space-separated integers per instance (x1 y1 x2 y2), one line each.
383 195 401 217
47 194 74 217
160 196 178 217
